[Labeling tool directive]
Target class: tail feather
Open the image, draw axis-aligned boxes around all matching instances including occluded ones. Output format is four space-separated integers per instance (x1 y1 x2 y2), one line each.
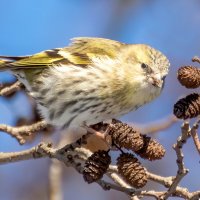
0 55 26 71
0 59 13 71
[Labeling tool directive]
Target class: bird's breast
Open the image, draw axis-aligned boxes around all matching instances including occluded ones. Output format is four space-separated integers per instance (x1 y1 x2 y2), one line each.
119 83 162 115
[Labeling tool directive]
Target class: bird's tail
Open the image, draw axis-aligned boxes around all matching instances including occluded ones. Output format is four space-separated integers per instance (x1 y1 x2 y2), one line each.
0 56 26 71
0 59 12 71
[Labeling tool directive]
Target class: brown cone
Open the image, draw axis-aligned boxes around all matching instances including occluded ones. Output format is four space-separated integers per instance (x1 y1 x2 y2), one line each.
83 150 111 183
177 66 200 88
117 153 148 188
173 93 200 120
109 119 144 152
135 136 165 161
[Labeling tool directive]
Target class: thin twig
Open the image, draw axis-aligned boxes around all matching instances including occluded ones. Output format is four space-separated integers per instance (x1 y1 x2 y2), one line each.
108 172 132 189
0 120 48 144
0 81 23 96
191 123 200 155
163 122 190 199
190 191 200 200
147 172 173 188
96 179 134 195
0 143 49 164
131 196 140 200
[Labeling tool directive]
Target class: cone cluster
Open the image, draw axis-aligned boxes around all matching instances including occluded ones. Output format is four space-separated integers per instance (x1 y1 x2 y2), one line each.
83 120 166 187
83 150 111 183
175 61 200 120
177 66 200 89
117 153 148 188
109 119 165 160
173 93 200 120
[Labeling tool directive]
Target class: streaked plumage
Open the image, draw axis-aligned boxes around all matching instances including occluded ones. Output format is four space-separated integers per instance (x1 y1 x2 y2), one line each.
0 37 170 128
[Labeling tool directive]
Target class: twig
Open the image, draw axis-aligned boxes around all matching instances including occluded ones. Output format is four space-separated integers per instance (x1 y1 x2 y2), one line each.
109 166 193 199
147 172 173 188
108 172 132 189
0 120 48 144
51 143 134 196
96 179 134 195
148 172 192 199
131 196 140 200
0 81 23 96
108 165 132 188
191 123 200 155
0 120 200 199
0 128 91 165
163 122 190 199
0 139 199 199
0 143 48 164
190 191 200 200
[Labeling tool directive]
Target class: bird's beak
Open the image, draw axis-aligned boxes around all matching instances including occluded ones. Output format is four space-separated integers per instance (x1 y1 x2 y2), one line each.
149 75 163 88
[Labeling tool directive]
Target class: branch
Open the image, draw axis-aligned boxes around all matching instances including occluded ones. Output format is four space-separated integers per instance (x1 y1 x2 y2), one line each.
109 165 194 199
147 172 173 188
191 123 200 155
163 122 190 199
0 122 199 199
0 120 48 144
0 135 198 199
0 143 48 164
49 160 63 200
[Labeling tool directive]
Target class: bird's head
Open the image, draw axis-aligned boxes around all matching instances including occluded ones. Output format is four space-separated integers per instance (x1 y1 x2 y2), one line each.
122 44 170 90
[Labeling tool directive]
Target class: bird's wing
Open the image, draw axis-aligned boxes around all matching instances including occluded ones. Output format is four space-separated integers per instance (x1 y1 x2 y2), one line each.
0 48 65 71
0 37 124 71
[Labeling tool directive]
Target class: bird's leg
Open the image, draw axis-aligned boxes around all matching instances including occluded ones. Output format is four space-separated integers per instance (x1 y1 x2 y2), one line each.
82 122 112 151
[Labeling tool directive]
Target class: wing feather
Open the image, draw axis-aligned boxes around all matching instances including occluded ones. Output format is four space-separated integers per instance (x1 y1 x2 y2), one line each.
0 37 124 71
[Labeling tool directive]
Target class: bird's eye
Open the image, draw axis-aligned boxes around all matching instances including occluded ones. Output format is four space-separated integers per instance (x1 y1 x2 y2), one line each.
141 63 148 69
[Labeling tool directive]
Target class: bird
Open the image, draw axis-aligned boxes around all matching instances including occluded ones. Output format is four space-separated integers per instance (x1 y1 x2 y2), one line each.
0 37 170 129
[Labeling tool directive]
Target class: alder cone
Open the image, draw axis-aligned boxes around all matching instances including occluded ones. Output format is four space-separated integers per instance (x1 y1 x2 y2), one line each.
83 150 111 183
177 66 200 88
117 153 148 188
173 93 200 120
109 119 144 152
135 135 165 161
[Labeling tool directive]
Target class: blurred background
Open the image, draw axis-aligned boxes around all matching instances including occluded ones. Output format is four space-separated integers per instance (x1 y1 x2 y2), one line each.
0 0 200 199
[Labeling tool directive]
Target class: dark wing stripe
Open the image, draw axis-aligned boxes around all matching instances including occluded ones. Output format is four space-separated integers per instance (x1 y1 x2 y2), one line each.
45 49 63 58
53 58 74 65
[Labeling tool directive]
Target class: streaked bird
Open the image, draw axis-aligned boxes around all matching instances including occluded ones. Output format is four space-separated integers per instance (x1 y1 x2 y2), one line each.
0 37 170 128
